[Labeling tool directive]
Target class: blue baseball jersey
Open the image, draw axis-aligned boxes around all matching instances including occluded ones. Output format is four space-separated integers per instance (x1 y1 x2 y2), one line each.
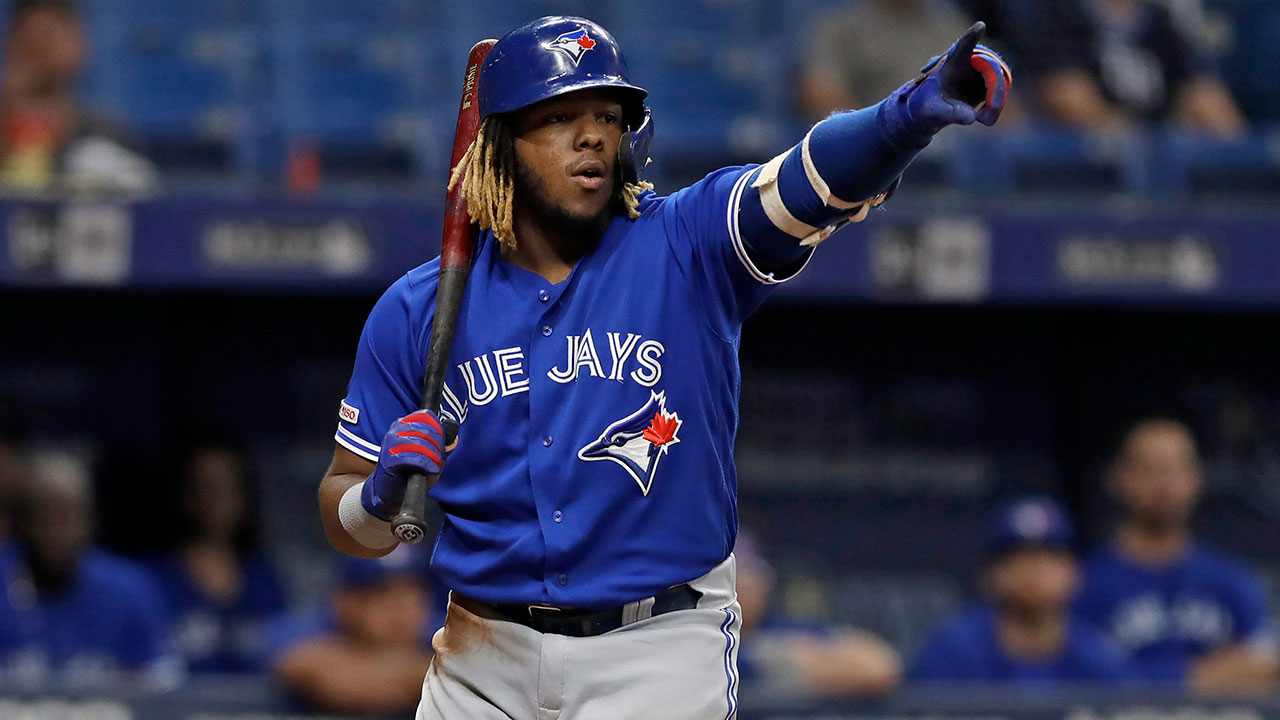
144 552 287 674
337 166 811 608
1074 543 1279 682
910 604 1133 684
0 545 181 686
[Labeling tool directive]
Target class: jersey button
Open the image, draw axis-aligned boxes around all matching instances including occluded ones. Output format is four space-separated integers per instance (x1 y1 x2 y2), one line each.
558 573 569 586
543 436 554 447
541 325 553 337
553 510 563 523
538 289 549 302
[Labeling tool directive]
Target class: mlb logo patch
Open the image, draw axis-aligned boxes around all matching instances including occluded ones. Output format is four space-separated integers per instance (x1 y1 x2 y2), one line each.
546 27 597 66
339 400 360 424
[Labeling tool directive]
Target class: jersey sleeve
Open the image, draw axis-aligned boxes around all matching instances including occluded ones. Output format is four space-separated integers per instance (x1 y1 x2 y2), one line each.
335 273 432 461
653 166 783 338
907 618 977 681
258 611 331 672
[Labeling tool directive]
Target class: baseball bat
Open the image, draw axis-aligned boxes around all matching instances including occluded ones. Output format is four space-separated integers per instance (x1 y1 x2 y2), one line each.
392 39 496 544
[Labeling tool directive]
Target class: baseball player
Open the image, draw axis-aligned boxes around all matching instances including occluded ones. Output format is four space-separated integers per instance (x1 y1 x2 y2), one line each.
1074 418 1279 692
910 497 1132 684
319 15 1011 719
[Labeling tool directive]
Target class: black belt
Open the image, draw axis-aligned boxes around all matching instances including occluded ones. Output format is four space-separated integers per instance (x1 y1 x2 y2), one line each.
452 583 703 638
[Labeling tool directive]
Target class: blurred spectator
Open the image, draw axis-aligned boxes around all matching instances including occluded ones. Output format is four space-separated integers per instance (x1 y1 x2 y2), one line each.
0 422 22 543
798 0 972 118
263 545 436 716
0 451 181 689
1005 0 1245 136
144 441 288 674
911 497 1132 684
0 0 155 193
735 530 902 697
1075 418 1279 695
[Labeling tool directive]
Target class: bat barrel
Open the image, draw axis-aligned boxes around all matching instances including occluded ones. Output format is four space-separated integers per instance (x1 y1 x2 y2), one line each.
390 39 495 544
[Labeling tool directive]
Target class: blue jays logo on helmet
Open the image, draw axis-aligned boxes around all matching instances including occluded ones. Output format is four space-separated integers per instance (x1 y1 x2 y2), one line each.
546 27 597 67
578 391 682 496
477 16 647 119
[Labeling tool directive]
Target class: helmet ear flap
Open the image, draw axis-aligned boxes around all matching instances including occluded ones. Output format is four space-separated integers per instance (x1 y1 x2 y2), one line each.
618 107 654 186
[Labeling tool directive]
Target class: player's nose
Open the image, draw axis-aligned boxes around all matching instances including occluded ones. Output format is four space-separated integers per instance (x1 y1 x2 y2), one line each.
574 118 605 151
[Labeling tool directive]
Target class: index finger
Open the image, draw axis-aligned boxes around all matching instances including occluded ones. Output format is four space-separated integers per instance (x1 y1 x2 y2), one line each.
947 21 986 67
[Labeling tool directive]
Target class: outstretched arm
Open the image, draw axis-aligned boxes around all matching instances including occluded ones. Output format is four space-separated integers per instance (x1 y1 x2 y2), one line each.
739 22 1011 273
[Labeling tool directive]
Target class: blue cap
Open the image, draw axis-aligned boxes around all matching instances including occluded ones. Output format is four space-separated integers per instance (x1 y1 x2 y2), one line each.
478 16 648 119
986 497 1075 557
338 544 430 589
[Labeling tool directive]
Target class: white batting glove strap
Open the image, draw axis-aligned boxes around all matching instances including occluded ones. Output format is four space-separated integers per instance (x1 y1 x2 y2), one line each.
338 482 399 550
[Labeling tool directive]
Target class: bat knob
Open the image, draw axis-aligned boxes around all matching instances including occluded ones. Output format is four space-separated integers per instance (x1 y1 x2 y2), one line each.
393 520 426 544
392 472 432 544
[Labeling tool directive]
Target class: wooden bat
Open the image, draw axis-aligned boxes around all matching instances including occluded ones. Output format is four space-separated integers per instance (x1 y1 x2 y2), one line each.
392 39 496 544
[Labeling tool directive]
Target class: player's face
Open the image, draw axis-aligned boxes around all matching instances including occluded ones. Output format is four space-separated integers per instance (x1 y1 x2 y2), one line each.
19 483 92 582
987 547 1077 613
184 448 247 540
5 8 87 95
510 89 624 233
1113 424 1201 530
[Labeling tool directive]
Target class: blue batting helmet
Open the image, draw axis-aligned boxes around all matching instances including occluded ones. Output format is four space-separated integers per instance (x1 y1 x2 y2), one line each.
478 16 654 183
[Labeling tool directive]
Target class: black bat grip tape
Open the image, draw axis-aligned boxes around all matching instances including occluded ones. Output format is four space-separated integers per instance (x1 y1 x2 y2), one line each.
392 471 434 544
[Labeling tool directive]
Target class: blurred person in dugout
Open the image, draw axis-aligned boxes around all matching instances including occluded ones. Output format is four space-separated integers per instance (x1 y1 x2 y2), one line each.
1074 418 1279 695
263 544 437 716
0 450 181 689
142 440 288 675
798 0 975 119
996 0 1244 136
0 0 154 192
0 418 23 543
910 497 1133 684
734 529 902 697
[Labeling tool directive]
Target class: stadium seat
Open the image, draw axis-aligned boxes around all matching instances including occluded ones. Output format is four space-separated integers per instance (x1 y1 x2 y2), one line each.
77 0 265 179
265 2 442 185
610 1 789 177
1148 128 1280 199
949 126 1150 194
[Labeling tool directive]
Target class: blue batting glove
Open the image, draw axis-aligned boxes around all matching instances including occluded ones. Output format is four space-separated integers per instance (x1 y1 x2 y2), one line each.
881 22 1013 140
362 409 449 521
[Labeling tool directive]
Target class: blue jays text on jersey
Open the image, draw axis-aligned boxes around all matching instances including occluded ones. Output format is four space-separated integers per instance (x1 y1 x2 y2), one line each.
1074 543 1279 682
336 166 809 608
334 97 917 608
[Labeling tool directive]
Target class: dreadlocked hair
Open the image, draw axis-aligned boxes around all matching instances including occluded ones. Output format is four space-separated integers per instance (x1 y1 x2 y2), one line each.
450 115 654 251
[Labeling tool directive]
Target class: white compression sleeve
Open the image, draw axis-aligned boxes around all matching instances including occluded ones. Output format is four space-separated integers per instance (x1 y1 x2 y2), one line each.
338 482 399 550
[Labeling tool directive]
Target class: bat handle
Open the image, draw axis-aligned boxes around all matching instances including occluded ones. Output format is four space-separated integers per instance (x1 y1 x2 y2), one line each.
392 471 435 544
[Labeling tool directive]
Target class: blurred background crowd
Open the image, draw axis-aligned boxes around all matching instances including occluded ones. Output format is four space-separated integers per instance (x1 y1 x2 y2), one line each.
0 0 1276 197
1 0 1280 717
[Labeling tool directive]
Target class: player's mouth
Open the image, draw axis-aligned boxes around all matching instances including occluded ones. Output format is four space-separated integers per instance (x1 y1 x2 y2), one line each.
570 160 607 191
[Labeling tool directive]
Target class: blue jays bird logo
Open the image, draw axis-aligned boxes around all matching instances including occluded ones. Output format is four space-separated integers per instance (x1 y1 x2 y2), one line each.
546 28 597 66
578 390 682 496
